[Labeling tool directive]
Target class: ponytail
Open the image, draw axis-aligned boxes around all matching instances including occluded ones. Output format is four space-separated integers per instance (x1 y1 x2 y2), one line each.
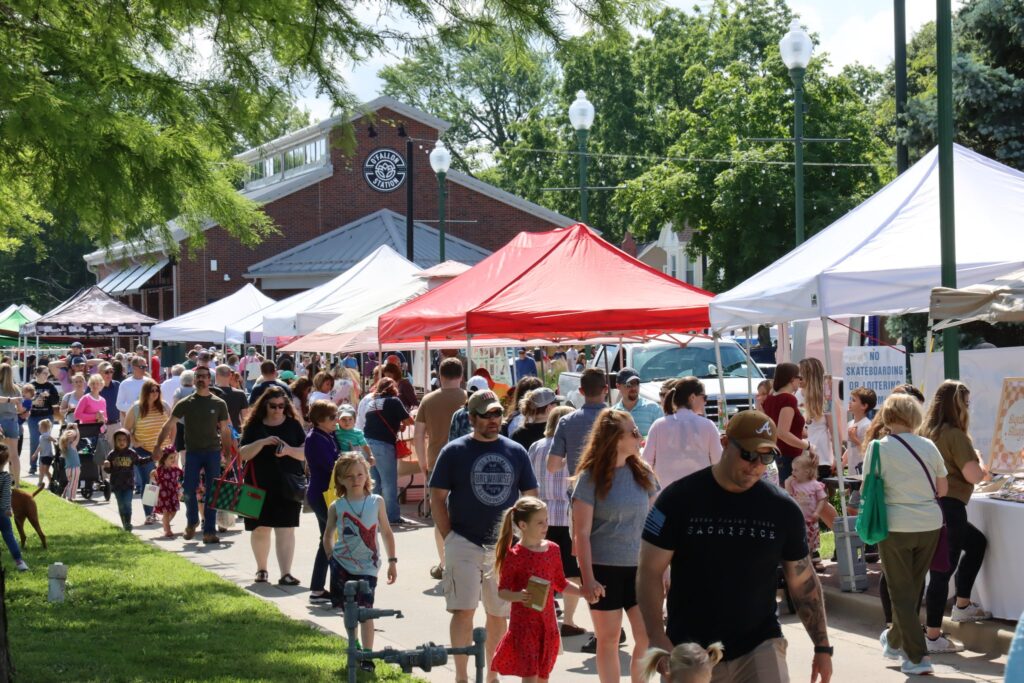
492 507 517 580
639 647 670 681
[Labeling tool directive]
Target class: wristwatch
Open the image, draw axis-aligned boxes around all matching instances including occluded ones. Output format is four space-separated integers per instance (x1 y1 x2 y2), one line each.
814 646 834 656
387 557 397 563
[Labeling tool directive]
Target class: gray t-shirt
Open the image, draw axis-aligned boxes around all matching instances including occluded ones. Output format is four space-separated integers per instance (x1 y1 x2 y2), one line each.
572 465 659 566
550 403 605 474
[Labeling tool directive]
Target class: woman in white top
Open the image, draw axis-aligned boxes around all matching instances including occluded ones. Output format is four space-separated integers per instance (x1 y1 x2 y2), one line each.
867 393 947 676
308 371 337 405
331 366 360 406
641 377 722 487
798 357 834 478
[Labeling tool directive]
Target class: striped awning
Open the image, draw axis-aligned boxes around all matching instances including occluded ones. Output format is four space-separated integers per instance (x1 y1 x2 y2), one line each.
97 259 168 295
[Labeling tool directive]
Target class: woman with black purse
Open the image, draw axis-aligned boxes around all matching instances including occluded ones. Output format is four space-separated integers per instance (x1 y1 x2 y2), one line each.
239 386 308 586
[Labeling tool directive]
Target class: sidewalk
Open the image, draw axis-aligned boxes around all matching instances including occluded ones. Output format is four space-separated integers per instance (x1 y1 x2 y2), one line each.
41 479 1006 682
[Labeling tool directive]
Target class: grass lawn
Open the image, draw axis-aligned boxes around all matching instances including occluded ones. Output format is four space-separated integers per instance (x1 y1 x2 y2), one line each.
5 488 420 682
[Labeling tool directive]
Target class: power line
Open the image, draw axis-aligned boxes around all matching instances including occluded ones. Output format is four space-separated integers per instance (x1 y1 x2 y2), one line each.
494 145 888 169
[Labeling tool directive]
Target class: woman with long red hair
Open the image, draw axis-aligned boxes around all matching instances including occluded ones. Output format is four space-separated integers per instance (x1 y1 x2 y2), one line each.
572 408 659 682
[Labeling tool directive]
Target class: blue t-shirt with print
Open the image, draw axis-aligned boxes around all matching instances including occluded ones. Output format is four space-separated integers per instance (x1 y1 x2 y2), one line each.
429 435 538 547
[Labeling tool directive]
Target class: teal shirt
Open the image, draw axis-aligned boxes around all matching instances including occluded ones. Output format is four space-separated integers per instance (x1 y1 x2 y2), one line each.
613 396 663 436
335 426 368 453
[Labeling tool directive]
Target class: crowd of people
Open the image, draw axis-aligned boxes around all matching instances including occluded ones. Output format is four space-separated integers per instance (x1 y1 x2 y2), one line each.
0 341 1000 681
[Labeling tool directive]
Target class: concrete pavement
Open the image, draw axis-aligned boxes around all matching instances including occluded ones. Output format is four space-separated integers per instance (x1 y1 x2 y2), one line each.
35 478 1007 682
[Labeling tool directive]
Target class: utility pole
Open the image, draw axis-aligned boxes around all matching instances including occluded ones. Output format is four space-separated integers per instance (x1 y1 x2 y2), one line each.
937 0 960 379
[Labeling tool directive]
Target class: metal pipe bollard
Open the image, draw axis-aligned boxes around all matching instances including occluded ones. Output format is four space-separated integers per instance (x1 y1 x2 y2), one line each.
343 580 487 683
47 562 68 602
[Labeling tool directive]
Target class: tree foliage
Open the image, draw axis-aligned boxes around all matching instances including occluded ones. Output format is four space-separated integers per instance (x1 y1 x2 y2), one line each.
0 0 641 254
379 32 558 173
900 0 1024 168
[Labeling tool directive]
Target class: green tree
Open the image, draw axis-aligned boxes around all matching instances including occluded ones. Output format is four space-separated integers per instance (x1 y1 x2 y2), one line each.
900 0 1024 168
617 1 890 291
379 32 558 173
0 0 640 254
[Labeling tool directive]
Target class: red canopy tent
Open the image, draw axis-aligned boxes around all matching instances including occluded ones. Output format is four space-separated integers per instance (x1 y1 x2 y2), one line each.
378 224 713 344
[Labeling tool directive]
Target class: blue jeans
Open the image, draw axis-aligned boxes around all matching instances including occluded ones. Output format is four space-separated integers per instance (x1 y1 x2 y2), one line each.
184 449 221 535
28 415 46 467
308 491 330 592
245 379 256 393
113 488 134 529
0 514 22 562
366 438 400 523
134 451 156 516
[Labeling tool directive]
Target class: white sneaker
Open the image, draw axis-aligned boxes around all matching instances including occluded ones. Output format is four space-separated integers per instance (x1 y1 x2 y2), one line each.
951 601 992 622
880 628 905 660
901 656 935 675
14 560 28 572
926 634 964 653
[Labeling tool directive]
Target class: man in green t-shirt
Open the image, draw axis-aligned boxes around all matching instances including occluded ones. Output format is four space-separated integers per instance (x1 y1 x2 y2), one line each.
157 366 231 544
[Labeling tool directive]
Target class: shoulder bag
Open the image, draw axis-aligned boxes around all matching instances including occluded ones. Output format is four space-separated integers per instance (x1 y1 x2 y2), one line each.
890 434 950 572
211 448 266 519
275 422 309 503
855 440 889 544
374 400 412 457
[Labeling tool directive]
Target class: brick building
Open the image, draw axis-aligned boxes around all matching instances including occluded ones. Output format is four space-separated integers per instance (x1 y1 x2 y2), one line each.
83 96 575 318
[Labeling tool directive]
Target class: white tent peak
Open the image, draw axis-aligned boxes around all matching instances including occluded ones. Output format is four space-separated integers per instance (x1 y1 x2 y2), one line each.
710 144 1024 331
240 244 420 341
151 283 275 343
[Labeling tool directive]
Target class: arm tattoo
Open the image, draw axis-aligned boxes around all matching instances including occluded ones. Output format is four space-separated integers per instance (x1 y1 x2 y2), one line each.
788 556 829 647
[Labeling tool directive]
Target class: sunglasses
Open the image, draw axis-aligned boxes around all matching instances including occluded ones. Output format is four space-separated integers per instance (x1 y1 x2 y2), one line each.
730 439 777 465
267 402 286 410
476 409 503 419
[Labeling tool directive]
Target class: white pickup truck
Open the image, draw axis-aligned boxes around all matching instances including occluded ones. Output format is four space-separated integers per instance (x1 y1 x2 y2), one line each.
557 337 765 424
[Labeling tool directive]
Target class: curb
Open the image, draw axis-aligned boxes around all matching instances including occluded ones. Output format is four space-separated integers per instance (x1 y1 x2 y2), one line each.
820 584 1014 657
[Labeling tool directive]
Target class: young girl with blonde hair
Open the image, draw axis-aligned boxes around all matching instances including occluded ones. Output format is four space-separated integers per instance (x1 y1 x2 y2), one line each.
322 454 395 666
490 496 583 682
639 641 724 683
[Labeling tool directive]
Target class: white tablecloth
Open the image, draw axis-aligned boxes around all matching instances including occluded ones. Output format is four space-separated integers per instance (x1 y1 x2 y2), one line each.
967 494 1024 620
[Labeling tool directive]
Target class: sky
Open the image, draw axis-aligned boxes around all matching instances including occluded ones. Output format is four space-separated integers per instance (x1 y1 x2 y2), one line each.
296 0 963 122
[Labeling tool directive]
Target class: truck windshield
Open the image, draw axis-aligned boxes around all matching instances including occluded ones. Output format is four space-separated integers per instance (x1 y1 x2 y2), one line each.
630 344 763 382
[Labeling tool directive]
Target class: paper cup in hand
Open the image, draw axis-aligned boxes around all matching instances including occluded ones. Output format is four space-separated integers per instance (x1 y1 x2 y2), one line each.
526 576 550 611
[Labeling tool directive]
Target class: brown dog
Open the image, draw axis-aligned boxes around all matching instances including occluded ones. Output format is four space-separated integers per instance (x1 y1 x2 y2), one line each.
12 488 47 550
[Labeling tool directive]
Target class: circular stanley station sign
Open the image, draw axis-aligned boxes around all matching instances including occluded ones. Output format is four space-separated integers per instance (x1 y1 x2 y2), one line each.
363 148 407 192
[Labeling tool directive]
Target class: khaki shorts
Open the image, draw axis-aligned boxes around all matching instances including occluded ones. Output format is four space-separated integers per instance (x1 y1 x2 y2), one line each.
710 638 789 683
442 531 510 618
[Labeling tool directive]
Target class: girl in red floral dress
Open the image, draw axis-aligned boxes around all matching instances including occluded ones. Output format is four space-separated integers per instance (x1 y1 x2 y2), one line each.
151 449 183 538
491 496 584 682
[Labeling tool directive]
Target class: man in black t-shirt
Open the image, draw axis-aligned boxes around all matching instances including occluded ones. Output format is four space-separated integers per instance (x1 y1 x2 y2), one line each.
638 410 834 683
248 360 292 406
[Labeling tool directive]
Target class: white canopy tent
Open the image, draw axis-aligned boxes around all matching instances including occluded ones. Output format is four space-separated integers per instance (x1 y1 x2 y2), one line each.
252 245 420 341
708 144 1024 593
150 284 275 343
930 266 1024 330
709 144 1024 332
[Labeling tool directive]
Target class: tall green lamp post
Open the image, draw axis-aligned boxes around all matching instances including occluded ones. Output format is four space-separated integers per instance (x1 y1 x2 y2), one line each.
568 90 595 224
779 19 813 247
429 140 452 262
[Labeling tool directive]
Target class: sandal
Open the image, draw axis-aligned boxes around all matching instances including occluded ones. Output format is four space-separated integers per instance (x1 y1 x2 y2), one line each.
255 570 269 583
278 573 300 586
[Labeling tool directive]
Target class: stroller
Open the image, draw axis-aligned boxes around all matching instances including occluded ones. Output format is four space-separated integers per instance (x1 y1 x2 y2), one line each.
52 422 112 501
78 431 112 501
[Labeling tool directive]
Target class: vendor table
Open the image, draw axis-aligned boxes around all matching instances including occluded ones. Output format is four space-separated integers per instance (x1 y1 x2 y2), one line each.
966 494 1024 620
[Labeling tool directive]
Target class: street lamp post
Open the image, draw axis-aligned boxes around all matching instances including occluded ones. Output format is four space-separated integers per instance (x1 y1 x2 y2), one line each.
779 19 813 246
568 90 595 224
429 140 452 262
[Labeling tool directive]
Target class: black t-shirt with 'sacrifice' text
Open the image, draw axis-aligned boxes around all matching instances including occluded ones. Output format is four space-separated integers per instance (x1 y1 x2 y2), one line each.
642 467 808 661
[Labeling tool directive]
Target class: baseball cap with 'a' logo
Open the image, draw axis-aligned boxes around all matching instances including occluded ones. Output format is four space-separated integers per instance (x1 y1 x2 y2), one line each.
725 410 779 454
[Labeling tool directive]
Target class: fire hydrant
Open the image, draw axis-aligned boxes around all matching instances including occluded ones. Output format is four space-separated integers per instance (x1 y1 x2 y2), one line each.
47 562 68 602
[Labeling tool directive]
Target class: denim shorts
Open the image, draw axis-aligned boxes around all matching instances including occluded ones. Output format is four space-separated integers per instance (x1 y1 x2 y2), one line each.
329 557 377 609
0 417 19 439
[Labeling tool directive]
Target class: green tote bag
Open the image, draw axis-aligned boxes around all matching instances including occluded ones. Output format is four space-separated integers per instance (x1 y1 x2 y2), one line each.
856 440 888 544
